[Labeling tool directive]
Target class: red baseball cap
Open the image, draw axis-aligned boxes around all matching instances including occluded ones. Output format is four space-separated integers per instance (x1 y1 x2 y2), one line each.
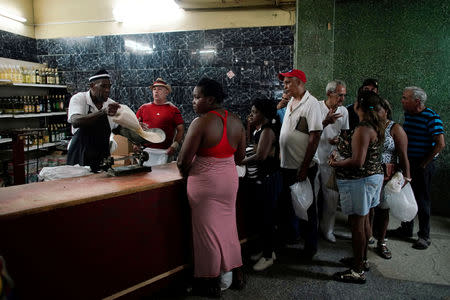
278 69 307 83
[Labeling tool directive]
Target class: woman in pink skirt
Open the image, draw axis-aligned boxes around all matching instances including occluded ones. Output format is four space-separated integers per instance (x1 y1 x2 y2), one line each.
177 78 246 297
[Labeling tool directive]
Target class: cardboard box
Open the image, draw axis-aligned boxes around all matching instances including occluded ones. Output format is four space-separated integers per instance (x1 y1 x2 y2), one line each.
111 135 133 156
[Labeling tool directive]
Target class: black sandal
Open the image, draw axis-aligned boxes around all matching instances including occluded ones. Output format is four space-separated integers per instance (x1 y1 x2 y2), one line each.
333 269 366 284
191 277 221 298
231 267 246 290
339 257 370 271
376 243 392 259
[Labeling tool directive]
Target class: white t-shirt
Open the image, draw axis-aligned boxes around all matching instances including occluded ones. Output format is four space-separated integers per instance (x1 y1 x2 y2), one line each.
68 91 119 134
317 101 349 165
279 91 323 169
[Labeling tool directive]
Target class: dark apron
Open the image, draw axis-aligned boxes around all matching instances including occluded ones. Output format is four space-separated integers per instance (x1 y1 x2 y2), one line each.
67 108 111 172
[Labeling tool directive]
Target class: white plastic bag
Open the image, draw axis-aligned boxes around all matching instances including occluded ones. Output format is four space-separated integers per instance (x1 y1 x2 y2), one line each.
385 171 404 193
385 183 418 222
143 148 168 166
290 178 313 221
38 165 92 181
236 165 246 177
112 105 165 143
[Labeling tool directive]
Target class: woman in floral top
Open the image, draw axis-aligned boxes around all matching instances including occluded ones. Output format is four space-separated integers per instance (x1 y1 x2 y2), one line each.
329 90 385 284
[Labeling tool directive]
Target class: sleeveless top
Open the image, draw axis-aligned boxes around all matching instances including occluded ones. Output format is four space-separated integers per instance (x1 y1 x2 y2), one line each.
335 121 383 179
252 123 280 179
197 110 237 158
382 120 397 164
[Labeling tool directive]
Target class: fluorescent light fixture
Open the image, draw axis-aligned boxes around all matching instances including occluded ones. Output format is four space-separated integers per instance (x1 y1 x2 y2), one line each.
125 39 154 52
113 0 182 24
0 9 27 23
199 49 216 54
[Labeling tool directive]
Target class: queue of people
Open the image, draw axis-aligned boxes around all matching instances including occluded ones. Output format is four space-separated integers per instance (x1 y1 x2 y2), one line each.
66 68 445 296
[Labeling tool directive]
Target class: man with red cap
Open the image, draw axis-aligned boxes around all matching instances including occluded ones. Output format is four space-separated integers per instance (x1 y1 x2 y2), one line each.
278 69 323 259
136 78 185 161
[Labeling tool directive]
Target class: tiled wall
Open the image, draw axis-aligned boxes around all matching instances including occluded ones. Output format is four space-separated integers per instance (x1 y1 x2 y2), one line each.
34 26 294 123
0 30 37 62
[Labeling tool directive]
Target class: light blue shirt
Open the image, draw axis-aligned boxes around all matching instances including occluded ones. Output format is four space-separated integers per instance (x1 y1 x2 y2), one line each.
277 107 286 123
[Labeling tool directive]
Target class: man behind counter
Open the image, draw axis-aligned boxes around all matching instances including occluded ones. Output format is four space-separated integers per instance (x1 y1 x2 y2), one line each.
67 69 121 172
136 78 185 160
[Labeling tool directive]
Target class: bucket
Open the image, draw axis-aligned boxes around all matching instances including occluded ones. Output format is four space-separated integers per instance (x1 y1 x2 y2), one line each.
143 148 168 166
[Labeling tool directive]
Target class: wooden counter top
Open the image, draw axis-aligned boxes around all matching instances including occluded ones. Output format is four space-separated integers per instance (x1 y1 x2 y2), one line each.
0 162 183 220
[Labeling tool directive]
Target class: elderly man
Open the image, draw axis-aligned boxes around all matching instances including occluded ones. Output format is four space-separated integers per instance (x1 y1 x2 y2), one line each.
278 69 323 259
317 80 349 243
388 87 445 250
136 78 185 160
67 69 121 172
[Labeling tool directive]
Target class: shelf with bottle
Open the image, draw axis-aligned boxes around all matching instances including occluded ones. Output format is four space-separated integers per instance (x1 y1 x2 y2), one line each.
22 122 69 150
0 65 62 86
0 94 67 117
0 82 67 89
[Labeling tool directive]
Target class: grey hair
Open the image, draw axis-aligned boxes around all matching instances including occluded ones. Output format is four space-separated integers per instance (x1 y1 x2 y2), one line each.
404 86 427 105
326 79 346 94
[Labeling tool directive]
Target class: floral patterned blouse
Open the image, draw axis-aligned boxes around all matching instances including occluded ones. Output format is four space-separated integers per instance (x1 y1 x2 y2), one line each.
335 121 383 179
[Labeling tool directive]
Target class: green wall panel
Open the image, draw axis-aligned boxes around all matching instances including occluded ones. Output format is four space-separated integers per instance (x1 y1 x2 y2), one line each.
296 0 449 215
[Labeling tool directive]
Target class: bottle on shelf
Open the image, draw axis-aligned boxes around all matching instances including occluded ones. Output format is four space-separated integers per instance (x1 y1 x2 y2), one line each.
46 95 52 113
55 69 60 85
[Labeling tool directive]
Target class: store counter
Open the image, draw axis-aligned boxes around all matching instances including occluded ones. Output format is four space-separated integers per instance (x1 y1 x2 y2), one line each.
0 162 192 299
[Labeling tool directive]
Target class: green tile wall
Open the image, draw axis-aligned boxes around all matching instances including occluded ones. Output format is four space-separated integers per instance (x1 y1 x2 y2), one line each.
295 0 450 216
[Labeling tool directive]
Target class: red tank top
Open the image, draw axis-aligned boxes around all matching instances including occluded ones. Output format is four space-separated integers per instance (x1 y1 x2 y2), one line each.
197 110 237 158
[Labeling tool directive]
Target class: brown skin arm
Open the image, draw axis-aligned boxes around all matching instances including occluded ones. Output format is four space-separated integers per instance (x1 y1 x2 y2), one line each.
234 124 246 165
297 130 321 182
167 123 185 156
177 118 204 177
241 127 275 165
70 102 120 128
391 123 410 179
420 133 445 169
330 126 373 169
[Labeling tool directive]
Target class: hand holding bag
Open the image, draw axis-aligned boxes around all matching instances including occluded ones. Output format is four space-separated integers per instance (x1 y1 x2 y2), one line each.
290 178 313 221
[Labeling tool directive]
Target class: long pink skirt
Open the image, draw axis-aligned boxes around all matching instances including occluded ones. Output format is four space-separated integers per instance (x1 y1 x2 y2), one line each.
187 155 242 277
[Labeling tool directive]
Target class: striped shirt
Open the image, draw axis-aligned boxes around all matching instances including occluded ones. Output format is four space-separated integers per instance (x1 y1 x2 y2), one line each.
403 108 444 159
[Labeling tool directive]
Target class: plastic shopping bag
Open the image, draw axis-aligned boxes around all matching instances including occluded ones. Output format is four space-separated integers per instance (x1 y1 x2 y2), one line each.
385 171 404 194
385 182 418 222
290 178 313 221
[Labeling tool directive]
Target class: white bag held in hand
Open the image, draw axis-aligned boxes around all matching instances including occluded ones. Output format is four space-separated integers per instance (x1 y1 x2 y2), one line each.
385 171 404 193
112 105 165 143
290 178 313 221
385 183 418 222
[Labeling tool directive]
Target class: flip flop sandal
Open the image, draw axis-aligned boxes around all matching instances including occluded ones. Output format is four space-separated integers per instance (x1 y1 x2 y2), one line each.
376 243 392 259
333 269 366 284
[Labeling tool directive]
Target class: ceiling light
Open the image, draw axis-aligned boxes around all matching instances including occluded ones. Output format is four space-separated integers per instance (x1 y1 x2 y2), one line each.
0 9 27 23
199 49 216 54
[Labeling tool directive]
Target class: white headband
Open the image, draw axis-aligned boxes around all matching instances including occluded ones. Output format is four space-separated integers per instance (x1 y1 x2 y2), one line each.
89 74 111 82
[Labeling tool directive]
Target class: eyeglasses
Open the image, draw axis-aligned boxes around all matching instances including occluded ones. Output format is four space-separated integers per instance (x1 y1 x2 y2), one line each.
332 93 346 98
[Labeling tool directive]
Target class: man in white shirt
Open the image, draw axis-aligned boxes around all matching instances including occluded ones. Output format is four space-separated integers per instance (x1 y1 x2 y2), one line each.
278 69 323 259
67 69 120 171
317 80 349 243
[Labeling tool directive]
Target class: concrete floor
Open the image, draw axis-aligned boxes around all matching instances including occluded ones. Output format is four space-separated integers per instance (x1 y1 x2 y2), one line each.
153 213 450 299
